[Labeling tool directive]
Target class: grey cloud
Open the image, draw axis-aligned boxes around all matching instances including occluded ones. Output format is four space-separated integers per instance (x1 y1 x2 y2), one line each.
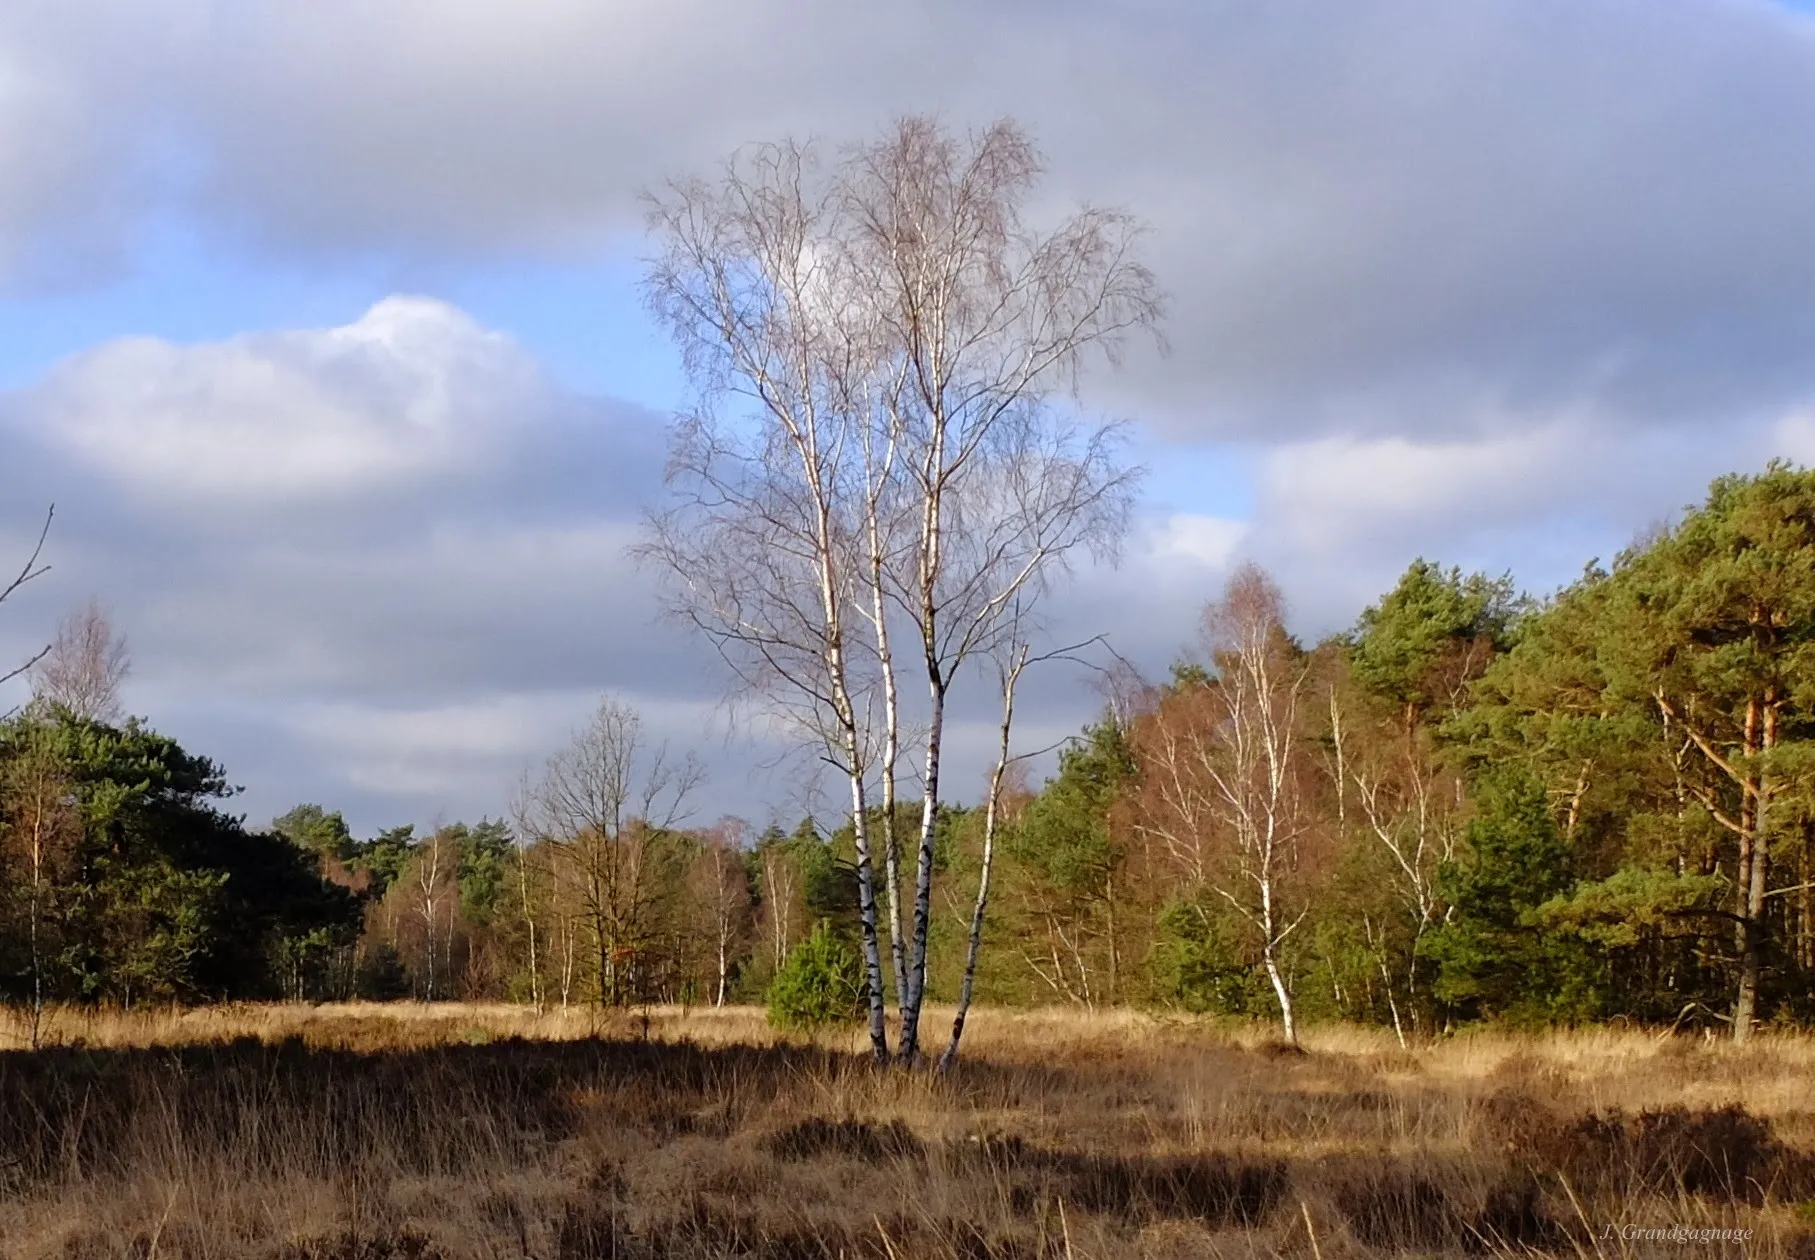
0 300 716 833
10 1 1815 442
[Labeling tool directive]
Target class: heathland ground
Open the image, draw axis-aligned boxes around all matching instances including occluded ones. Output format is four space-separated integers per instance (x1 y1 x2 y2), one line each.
1 1004 1812 1258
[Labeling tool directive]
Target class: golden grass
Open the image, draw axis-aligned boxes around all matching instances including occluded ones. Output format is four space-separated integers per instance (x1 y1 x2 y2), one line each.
1 1004 1812 1258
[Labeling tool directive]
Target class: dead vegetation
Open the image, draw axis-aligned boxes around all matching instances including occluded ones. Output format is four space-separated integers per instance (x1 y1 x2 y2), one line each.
1 1005 1814 1257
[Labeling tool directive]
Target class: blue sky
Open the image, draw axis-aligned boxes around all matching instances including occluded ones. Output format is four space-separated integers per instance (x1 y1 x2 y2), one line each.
2 0 1813 835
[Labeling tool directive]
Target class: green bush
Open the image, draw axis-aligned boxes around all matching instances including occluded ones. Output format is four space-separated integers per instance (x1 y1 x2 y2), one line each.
1148 892 1275 1016
354 942 411 1001
767 921 865 1032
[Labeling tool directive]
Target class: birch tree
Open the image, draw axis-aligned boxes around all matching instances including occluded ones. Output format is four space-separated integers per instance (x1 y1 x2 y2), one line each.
940 608 1033 1071
0 719 78 1046
1331 565 1517 1033
690 820 754 1006
641 138 896 1055
1133 565 1318 1043
841 119 1158 1061
30 600 130 724
404 826 457 1000
641 116 1158 1063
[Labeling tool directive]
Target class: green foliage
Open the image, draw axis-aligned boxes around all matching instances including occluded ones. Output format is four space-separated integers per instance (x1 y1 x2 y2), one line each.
354 825 416 896
272 804 356 863
0 711 360 1005
354 942 411 1000
766 920 865 1031
1444 463 1815 1029
1147 893 1273 1016
1531 867 1729 1023
997 718 1137 1003
1351 559 1520 713
9 463 1815 1032
452 818 514 924
1009 720 1133 904
75 861 226 1004
1421 772 1594 1023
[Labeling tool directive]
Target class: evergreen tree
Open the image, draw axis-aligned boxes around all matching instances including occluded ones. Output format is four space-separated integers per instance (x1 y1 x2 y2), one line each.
1421 772 1589 1024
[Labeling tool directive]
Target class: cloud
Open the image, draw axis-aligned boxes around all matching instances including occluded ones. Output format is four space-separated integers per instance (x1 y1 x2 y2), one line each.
28 297 541 501
283 691 717 801
0 299 708 831
0 296 1798 836
1231 405 1798 634
9 1 1815 447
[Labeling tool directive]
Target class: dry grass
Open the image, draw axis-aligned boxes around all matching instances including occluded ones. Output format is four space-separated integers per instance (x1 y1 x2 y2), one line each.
1 1005 1813 1258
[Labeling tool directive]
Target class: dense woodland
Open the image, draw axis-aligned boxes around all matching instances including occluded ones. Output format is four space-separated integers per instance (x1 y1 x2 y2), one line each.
3 463 1814 1045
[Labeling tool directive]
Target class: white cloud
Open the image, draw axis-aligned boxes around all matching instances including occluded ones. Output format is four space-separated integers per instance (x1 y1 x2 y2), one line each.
0 299 688 831
290 685 730 784
1153 513 1248 570
1233 405 1803 634
23 297 539 501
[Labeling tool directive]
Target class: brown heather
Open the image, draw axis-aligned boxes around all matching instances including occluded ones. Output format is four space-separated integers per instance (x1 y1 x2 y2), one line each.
2 1005 1814 1258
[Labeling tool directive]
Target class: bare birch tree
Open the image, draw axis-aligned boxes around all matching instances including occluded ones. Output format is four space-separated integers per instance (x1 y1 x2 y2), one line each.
1324 662 1467 1044
408 826 457 1001
30 600 129 723
1133 565 1317 1044
841 119 1159 1062
757 839 802 976
690 820 753 1006
640 137 897 1056
641 116 1158 1063
939 619 1030 1072
510 775 549 1011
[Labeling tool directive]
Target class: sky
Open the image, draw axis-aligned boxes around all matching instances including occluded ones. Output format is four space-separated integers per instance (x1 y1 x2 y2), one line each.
2 0 1815 836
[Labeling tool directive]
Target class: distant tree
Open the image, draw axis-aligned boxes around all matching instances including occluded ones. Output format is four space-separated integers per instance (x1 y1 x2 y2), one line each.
1323 562 1514 1041
272 804 357 864
1453 464 1815 1040
456 819 514 925
1348 561 1519 731
690 821 754 1007
1421 772 1587 1024
0 718 79 1043
29 600 130 724
395 826 459 1000
354 940 410 1000
518 698 702 1006
1599 466 1815 1042
0 709 357 1005
1003 718 1135 1009
753 825 804 983
355 825 417 897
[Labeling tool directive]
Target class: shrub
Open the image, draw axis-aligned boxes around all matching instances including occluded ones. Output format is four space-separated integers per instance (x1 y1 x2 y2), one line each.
766 921 865 1032
354 942 410 1000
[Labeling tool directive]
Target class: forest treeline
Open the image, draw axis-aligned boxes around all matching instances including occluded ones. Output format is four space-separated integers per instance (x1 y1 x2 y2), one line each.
3 463 1813 1043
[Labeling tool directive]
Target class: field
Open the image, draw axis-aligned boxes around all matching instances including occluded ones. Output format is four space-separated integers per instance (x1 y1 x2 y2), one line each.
1 1006 1812 1259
